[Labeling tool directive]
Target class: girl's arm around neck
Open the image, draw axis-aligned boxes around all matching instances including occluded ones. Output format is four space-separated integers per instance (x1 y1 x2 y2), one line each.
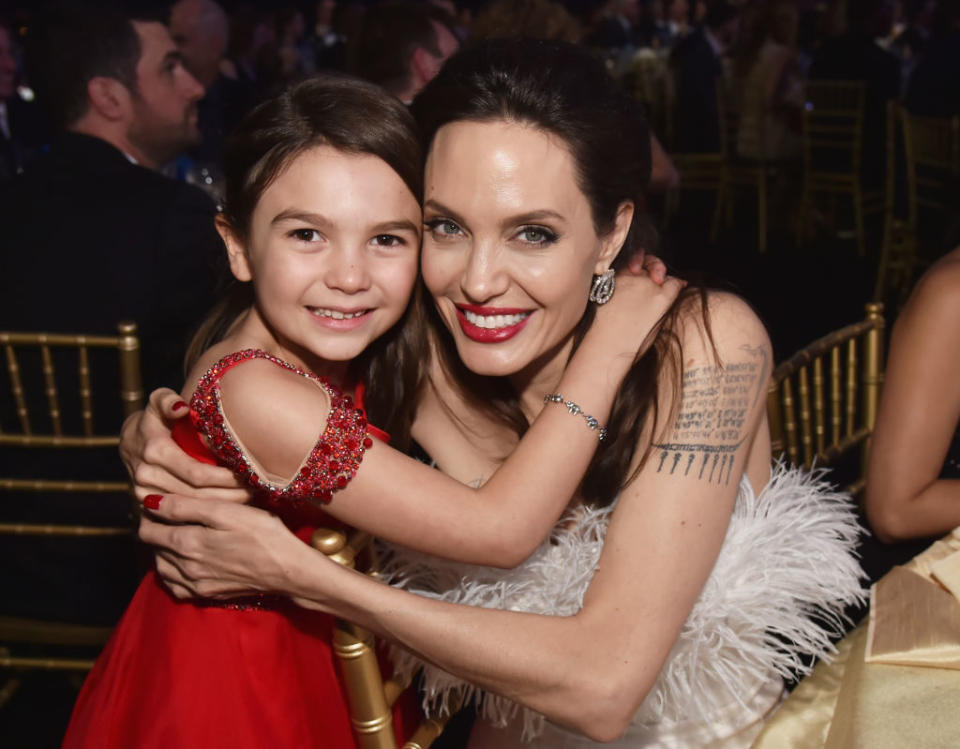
217 275 684 567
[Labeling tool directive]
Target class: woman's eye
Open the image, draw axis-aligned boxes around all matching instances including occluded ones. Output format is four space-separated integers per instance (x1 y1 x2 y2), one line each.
290 228 321 242
426 219 463 238
517 226 558 245
371 234 403 247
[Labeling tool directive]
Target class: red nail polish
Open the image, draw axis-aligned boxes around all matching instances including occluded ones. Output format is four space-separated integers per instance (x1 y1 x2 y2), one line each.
144 494 163 510
172 401 188 412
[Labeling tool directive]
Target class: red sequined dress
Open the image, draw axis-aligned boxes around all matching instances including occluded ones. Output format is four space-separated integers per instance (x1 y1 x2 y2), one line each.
62 350 416 748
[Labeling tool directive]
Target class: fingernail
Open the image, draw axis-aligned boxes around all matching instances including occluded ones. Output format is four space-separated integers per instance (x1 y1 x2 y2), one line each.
172 401 188 412
144 494 163 510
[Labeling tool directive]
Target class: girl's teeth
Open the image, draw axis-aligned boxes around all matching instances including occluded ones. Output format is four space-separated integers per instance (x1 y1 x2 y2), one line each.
313 308 366 319
463 310 529 329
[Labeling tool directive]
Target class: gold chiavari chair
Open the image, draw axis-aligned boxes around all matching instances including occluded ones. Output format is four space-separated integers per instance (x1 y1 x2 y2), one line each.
715 82 770 253
875 105 960 306
767 303 885 498
663 69 727 236
798 81 883 257
0 322 143 705
310 527 452 749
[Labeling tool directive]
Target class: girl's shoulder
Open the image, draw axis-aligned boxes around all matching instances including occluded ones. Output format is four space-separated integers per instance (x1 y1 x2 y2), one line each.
189 349 340 487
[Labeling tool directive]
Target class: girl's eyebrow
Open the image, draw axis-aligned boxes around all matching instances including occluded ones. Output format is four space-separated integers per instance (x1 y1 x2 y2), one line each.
271 209 331 226
370 219 421 235
270 210 419 236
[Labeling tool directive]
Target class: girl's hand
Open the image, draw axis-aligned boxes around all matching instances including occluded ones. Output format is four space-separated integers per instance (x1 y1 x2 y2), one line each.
581 270 686 366
626 251 668 285
121 387 250 504
139 495 306 600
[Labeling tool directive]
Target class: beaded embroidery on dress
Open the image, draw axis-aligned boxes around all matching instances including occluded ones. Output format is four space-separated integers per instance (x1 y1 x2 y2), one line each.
190 349 374 505
378 463 866 744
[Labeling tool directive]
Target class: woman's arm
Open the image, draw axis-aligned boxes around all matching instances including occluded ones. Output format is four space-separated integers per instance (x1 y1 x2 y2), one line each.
142 292 772 741
866 251 960 542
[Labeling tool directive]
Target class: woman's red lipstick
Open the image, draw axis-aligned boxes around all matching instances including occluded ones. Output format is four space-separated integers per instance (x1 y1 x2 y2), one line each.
455 304 532 343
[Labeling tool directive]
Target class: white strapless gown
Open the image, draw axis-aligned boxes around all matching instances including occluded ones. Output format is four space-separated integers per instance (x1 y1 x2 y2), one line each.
380 464 865 747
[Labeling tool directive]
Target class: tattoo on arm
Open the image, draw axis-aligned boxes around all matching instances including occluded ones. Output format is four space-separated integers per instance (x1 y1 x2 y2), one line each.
653 345 769 484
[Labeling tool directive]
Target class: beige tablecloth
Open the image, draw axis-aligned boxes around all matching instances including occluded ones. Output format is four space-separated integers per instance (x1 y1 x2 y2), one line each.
754 530 960 749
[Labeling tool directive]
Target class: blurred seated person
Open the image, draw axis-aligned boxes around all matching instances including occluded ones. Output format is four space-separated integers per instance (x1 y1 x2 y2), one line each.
300 0 348 72
0 5 222 397
0 18 48 181
0 6 223 628
668 0 740 152
586 0 643 48
808 0 899 184
731 0 803 161
866 248 960 553
904 0 960 116
169 0 255 165
650 0 692 49
354 1 458 104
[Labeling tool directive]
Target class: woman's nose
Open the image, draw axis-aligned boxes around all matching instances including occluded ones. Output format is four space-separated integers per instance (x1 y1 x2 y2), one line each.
459 241 508 303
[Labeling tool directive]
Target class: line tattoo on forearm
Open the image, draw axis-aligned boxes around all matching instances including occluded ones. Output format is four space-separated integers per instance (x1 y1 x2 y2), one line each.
653 344 769 484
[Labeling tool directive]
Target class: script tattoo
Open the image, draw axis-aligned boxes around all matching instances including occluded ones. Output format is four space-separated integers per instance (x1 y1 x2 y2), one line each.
653 344 769 484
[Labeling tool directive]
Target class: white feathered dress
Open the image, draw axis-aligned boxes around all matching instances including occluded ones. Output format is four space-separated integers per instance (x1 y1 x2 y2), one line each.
378 464 866 747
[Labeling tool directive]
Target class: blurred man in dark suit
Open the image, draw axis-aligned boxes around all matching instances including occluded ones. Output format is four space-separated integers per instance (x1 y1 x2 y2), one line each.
0 5 222 393
0 18 47 182
0 5 225 636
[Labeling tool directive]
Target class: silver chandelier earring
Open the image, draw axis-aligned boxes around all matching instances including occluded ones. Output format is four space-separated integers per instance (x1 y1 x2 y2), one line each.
589 268 615 305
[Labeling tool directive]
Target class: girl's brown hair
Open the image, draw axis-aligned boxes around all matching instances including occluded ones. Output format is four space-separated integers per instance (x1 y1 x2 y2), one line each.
187 74 426 448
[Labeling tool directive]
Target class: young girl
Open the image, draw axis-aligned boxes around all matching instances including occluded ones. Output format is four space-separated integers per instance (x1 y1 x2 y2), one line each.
63 75 678 747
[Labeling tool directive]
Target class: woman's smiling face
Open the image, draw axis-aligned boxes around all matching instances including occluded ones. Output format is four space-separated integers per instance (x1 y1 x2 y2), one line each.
420 119 625 379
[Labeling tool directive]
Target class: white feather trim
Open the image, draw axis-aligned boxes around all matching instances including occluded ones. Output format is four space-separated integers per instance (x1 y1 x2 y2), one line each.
377 463 866 741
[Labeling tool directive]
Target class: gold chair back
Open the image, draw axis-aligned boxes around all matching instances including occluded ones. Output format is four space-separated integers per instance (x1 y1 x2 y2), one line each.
901 109 960 227
311 528 451 749
0 322 144 684
767 303 884 497
875 106 960 306
799 81 881 256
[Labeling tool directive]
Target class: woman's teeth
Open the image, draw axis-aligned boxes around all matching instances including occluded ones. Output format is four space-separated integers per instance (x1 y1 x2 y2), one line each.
462 309 530 329
311 308 367 320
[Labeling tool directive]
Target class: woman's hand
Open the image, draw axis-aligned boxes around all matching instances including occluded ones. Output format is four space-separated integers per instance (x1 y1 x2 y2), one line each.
139 495 309 600
121 387 250 504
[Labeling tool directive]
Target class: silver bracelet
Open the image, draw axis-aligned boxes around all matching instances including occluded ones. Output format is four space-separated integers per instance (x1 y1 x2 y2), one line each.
543 393 608 441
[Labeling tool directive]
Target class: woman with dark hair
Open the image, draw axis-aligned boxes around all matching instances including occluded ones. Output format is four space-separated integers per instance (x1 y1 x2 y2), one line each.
62 72 675 748
129 41 863 747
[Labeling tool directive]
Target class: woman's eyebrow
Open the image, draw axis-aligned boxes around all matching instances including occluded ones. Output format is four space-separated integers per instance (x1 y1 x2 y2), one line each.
422 200 467 225
502 209 565 226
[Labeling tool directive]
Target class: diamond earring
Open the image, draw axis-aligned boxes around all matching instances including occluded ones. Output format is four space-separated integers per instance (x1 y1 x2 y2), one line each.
589 269 615 305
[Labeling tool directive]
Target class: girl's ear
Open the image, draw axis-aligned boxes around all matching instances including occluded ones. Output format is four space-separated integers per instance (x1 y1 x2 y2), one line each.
595 200 635 274
217 215 253 282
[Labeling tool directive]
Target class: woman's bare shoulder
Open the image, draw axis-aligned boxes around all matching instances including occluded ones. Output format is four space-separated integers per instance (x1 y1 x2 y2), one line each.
673 289 770 362
907 248 960 319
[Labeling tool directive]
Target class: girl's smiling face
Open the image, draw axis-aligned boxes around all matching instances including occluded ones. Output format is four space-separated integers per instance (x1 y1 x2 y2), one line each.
420 119 630 382
223 145 421 372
